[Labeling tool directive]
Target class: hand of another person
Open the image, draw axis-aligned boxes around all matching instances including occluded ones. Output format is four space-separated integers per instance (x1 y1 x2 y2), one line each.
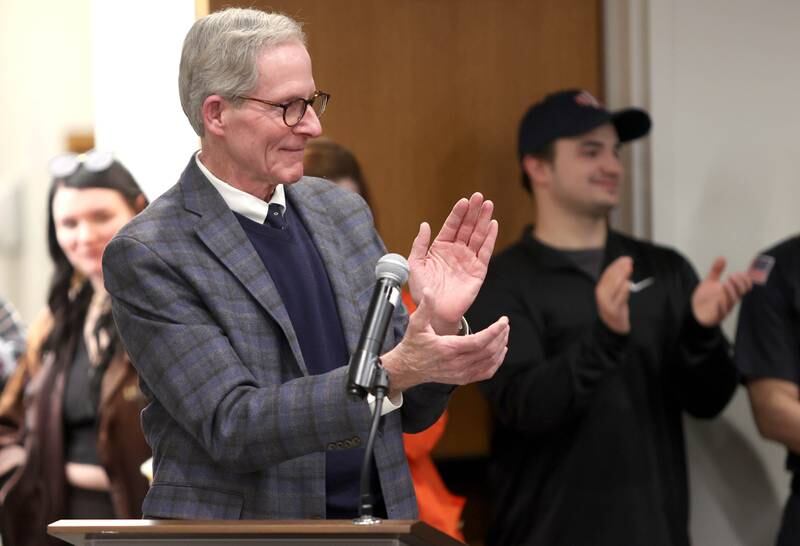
691 257 753 327
381 290 509 396
407 193 498 335
595 256 633 334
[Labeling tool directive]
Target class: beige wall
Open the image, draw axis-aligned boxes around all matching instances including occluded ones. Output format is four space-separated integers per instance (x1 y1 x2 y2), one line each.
640 0 799 544
92 0 198 201
0 0 198 323
0 0 93 321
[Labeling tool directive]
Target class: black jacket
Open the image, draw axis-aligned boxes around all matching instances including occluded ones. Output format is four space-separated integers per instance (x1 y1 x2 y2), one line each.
467 227 737 546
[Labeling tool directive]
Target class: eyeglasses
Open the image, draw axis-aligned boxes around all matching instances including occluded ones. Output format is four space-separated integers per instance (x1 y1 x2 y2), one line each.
235 90 330 128
49 150 114 179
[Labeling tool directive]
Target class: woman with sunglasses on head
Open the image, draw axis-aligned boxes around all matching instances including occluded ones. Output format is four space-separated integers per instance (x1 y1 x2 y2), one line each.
0 151 151 546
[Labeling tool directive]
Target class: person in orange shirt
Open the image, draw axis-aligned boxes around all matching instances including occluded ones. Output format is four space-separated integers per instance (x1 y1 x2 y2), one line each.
400 290 466 541
305 137 465 541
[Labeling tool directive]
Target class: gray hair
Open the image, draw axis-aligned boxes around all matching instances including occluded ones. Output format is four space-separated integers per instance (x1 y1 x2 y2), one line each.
179 8 306 136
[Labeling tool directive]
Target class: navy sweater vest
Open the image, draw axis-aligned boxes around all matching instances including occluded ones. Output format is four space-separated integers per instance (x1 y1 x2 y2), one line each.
235 204 383 518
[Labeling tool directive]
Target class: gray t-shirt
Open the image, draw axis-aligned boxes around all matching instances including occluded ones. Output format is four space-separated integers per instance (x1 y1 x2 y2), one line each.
560 247 605 280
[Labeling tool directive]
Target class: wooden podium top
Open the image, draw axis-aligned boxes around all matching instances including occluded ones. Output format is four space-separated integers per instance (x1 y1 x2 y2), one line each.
48 519 464 546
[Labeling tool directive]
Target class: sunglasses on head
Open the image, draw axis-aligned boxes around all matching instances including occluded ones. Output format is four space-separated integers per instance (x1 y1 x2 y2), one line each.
49 150 114 179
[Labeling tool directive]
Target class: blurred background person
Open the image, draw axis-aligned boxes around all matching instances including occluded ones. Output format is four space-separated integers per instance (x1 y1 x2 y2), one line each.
0 296 25 389
468 90 752 546
0 151 151 546
304 137 466 541
735 235 800 546
303 137 373 215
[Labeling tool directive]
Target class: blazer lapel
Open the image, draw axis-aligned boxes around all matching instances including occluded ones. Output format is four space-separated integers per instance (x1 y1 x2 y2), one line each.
179 158 308 375
287 182 362 354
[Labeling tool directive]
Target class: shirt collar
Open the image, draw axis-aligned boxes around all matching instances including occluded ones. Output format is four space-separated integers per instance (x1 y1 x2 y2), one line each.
194 152 286 224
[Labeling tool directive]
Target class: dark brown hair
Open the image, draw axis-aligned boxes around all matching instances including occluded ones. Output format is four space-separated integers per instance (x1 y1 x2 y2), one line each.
304 138 373 208
521 141 556 195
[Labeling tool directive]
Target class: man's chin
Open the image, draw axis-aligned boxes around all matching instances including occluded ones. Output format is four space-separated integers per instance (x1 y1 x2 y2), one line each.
280 165 306 185
278 170 304 185
588 202 616 218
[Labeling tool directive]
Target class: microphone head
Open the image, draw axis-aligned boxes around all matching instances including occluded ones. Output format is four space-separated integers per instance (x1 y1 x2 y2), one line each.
376 253 409 285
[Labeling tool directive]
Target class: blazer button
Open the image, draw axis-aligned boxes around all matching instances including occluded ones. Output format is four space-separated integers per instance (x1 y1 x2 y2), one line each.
352 436 361 446
343 440 352 449
336 441 345 449
327 443 335 451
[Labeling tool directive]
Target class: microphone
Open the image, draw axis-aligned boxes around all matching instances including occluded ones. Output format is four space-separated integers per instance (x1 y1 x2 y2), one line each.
347 253 409 398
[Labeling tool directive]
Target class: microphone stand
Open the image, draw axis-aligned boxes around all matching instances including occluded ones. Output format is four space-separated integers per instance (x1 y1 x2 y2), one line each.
352 360 389 526
347 253 408 525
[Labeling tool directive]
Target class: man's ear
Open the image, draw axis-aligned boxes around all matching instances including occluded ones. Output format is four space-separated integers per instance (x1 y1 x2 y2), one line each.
202 95 227 137
522 155 552 190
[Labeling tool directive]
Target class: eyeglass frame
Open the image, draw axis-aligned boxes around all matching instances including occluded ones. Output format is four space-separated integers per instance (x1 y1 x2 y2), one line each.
233 90 331 128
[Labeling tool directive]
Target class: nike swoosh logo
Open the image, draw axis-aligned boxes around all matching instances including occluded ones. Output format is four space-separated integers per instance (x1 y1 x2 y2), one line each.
629 277 655 293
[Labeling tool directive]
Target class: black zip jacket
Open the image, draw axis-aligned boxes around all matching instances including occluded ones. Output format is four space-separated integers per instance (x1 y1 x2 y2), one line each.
467 227 737 546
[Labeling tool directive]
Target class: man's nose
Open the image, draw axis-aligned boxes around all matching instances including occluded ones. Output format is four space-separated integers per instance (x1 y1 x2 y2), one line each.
603 153 623 176
296 107 323 137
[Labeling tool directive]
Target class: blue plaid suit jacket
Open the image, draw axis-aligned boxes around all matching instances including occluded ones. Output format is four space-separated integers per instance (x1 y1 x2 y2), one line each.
102 157 451 520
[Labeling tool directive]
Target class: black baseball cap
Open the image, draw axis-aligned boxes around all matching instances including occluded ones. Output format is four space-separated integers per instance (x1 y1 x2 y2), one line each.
517 89 651 160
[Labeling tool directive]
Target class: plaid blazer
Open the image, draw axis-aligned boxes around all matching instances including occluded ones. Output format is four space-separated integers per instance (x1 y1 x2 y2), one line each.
102 157 451 520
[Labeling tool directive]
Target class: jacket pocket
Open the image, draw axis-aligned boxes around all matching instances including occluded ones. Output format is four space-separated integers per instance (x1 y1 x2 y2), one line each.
143 482 244 519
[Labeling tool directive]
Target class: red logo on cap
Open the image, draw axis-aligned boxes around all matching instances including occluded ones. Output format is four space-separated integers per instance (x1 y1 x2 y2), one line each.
575 91 601 108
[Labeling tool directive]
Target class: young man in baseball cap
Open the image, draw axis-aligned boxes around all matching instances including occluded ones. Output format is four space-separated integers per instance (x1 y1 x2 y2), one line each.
467 89 752 545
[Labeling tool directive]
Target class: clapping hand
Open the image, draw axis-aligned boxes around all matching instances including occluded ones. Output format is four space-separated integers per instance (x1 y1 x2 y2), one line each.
596 256 633 334
407 193 498 334
691 257 752 327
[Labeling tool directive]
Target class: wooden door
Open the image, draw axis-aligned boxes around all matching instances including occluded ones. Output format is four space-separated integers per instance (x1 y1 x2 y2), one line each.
209 0 603 253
